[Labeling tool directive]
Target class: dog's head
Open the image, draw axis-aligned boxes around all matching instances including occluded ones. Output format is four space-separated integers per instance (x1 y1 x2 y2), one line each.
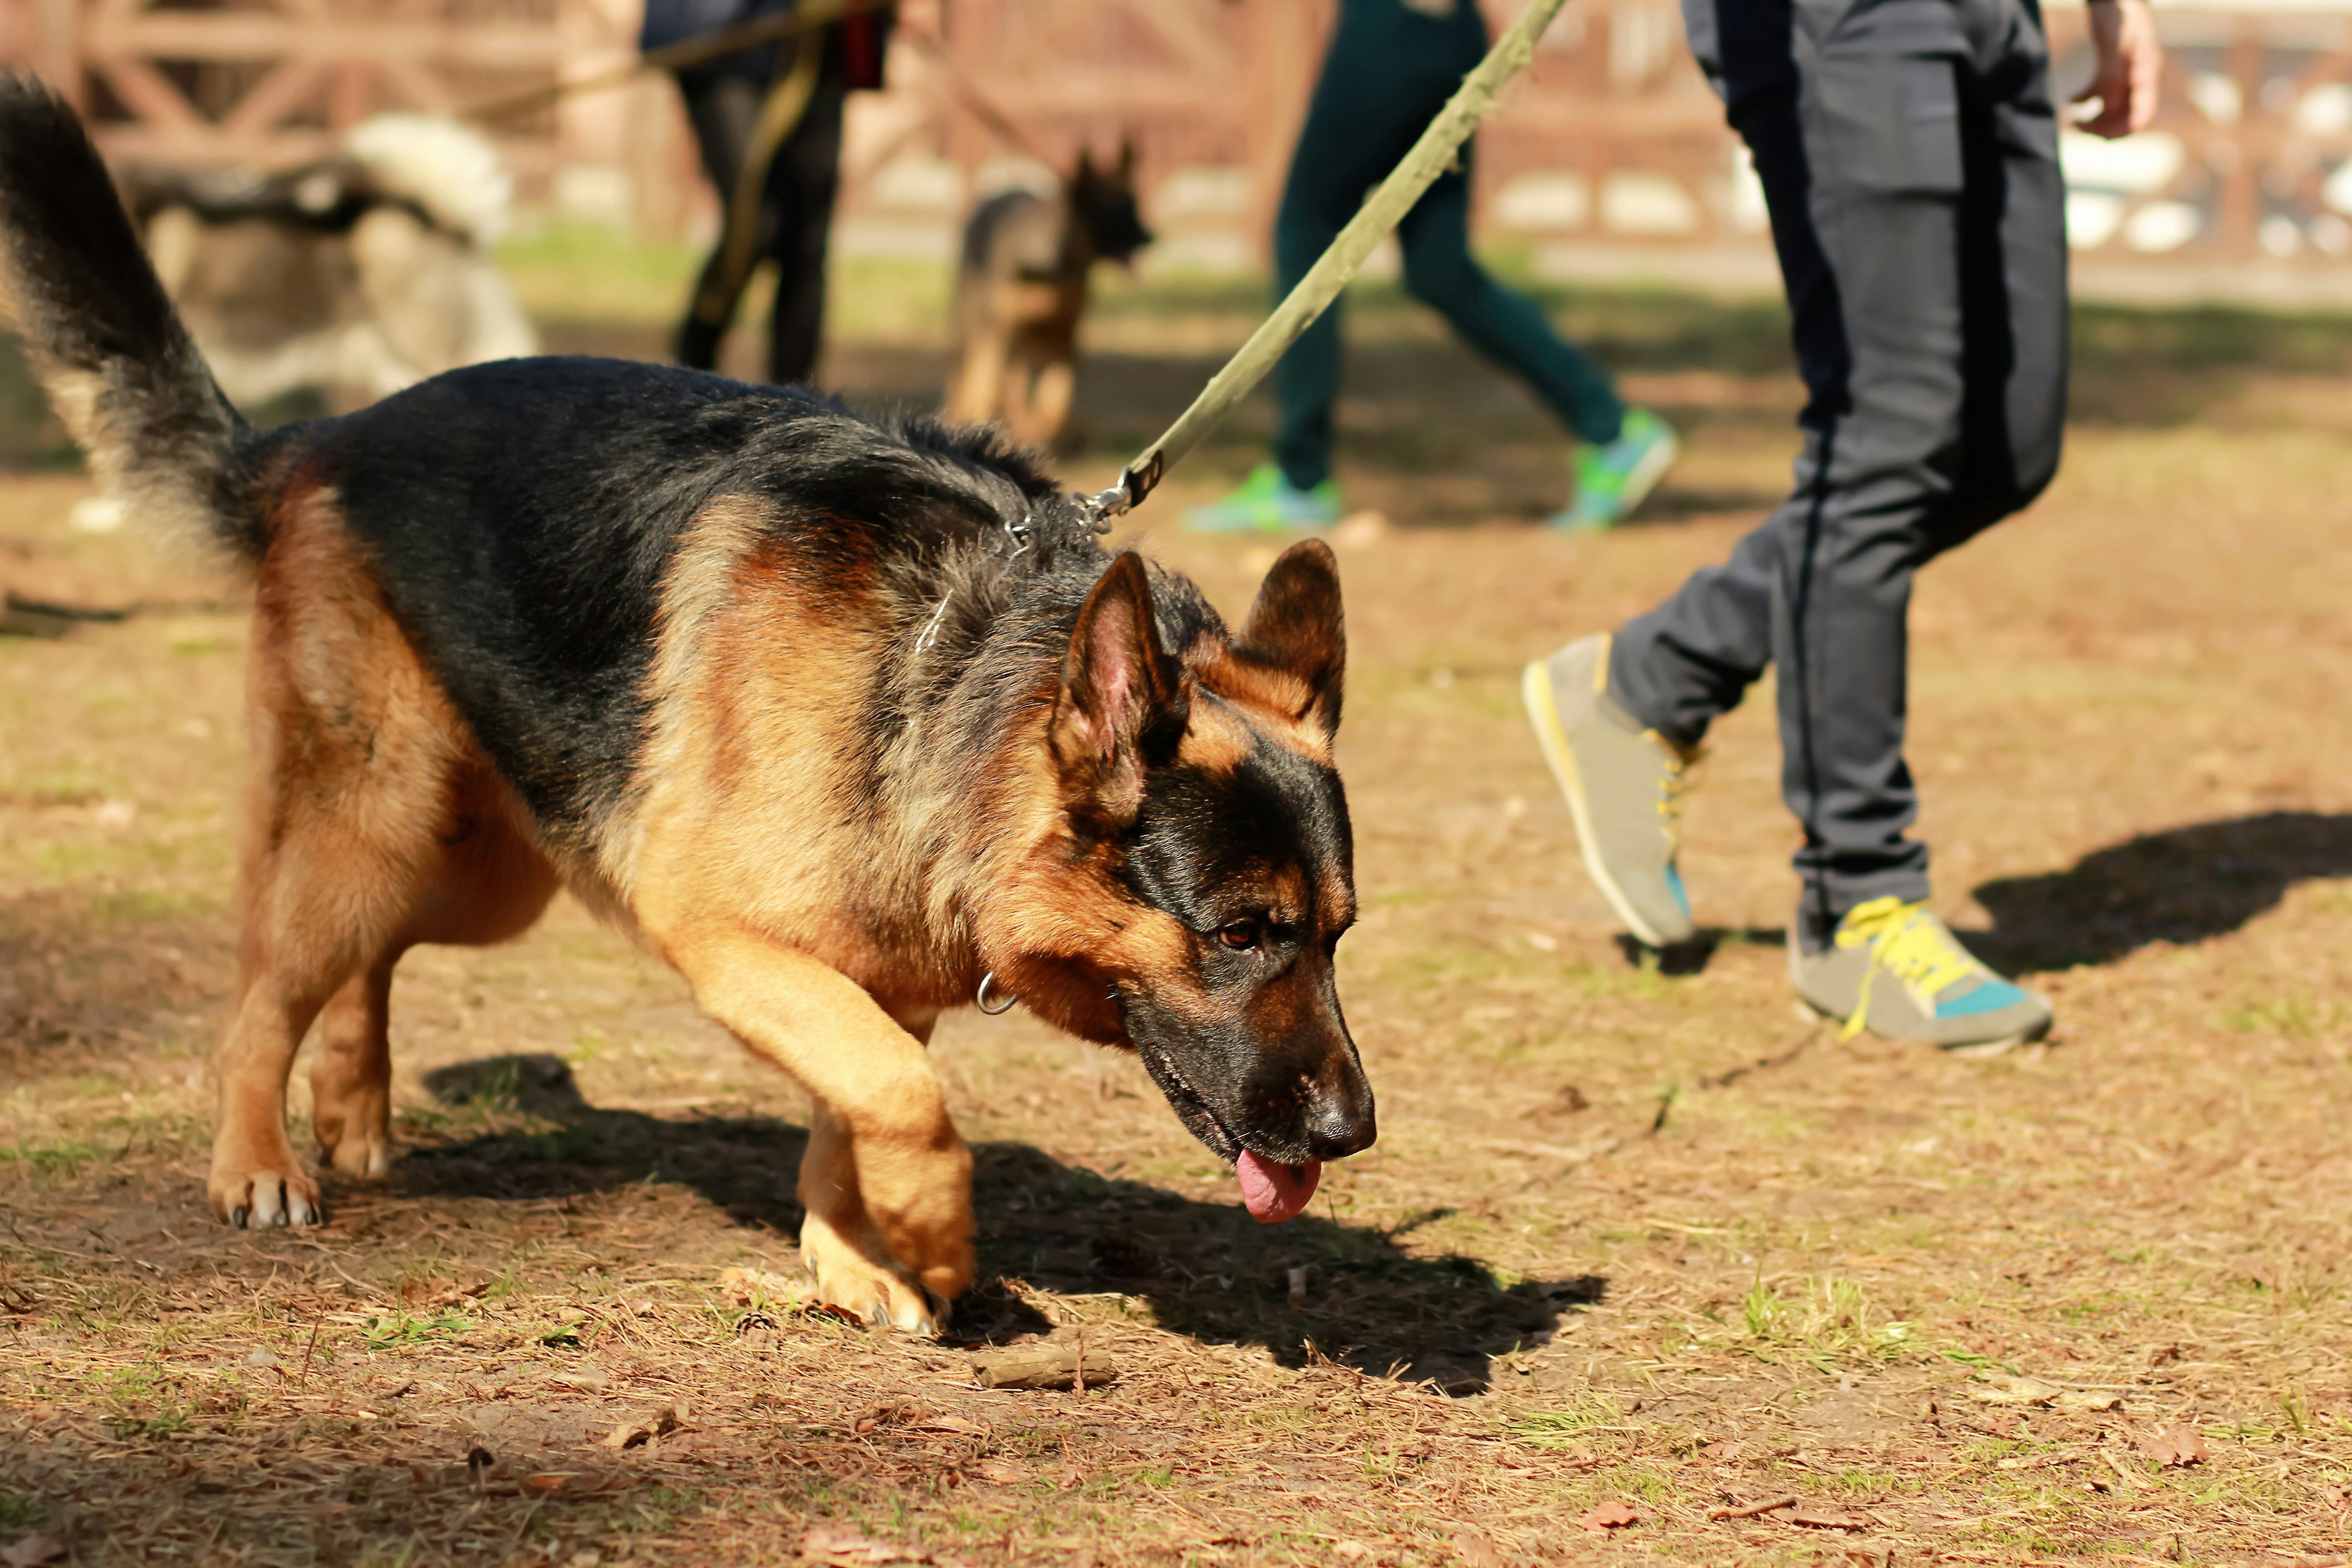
1000 540 1372 1221
1071 141 1152 267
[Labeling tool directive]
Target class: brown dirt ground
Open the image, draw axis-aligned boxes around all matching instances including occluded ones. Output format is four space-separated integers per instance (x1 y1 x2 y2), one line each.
4 268 2352 1567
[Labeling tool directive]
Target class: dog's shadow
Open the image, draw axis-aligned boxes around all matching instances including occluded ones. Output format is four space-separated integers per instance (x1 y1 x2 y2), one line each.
408 1054 1598 1394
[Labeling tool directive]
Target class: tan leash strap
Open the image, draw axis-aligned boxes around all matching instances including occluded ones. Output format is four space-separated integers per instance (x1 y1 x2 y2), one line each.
692 29 824 327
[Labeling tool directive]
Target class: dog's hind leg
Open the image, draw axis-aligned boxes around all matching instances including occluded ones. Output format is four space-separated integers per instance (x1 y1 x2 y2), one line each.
306 765 557 1182
655 925 973 1333
946 328 1009 425
214 828 418 1227
1026 357 1076 449
308 957 397 1179
213 493 535 1227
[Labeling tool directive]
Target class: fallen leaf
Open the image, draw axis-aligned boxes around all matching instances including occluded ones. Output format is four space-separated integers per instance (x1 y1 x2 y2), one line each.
1578 1500 1639 1532
911 1414 988 1436
1451 1532 1501 1568
1785 1507 1869 1531
1331 1545 1373 1562
798 1526 928 1565
1996 1452 2069 1471
522 1473 573 1495
602 1405 679 1450
718 1266 804 1307
1967 1375 2059 1406
2 1536 63 1568
2057 1390 2122 1412
2136 1423 2208 1467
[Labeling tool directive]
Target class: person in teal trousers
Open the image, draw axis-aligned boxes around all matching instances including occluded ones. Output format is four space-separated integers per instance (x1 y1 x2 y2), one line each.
1189 0 1677 533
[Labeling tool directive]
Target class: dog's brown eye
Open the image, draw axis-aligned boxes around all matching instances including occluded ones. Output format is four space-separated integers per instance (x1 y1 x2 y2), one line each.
1216 919 1262 951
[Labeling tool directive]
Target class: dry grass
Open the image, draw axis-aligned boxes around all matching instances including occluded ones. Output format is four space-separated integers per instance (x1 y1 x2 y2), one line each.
4 269 2352 1566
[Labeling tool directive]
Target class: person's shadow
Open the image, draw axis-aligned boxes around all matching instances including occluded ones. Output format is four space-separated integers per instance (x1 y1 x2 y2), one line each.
1969 811 2352 972
411 1055 1601 1395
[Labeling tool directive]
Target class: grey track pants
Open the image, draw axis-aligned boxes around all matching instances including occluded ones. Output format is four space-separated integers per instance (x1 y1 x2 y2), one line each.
1610 0 2068 946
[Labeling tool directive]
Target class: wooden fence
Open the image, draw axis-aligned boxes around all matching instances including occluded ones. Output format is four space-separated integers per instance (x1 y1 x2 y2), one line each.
3 0 2349 270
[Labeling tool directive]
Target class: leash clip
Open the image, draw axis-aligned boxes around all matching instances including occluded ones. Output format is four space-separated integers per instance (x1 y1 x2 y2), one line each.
1077 466 1141 534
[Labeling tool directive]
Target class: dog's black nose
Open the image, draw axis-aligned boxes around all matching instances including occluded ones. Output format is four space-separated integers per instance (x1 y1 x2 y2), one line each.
1303 1070 1377 1159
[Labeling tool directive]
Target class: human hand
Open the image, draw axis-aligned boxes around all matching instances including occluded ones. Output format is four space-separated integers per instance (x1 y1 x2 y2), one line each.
2073 0 2163 139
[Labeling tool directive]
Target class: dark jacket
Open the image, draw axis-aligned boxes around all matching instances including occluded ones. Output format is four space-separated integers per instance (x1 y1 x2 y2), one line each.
640 0 893 90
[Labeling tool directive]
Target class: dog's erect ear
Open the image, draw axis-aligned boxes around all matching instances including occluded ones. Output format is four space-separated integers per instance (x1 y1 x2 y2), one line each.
1075 146 1098 184
1052 552 1185 825
1234 538 1345 735
1116 136 1137 181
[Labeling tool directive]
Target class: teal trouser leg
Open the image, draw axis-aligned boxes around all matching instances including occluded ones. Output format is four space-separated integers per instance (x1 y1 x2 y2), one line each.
1271 0 1627 491
1397 175 1626 448
1270 151 1350 492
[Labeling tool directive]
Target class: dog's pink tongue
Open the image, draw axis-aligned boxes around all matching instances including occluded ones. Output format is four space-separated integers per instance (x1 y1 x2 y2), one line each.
1235 1151 1321 1224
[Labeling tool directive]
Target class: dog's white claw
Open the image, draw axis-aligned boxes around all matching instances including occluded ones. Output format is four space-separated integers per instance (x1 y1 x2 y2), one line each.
246 1177 286 1229
286 1187 320 1226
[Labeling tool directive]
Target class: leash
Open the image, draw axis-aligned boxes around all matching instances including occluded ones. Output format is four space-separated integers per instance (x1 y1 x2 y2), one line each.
691 28 826 329
463 0 897 127
469 0 1572 531
1075 0 1575 529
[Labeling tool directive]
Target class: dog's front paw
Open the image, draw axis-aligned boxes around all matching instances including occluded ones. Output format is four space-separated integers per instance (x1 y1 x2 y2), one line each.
210 1146 323 1228
859 1136 977 1306
800 1209 943 1335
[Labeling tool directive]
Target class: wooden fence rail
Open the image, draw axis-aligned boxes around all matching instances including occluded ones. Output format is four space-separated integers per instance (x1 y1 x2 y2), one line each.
2 0 2347 271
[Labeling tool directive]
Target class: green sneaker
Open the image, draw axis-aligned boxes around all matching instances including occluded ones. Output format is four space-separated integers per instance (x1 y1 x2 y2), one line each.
1521 632 1697 947
1793 897 2053 1051
1185 464 1343 533
1550 408 1679 530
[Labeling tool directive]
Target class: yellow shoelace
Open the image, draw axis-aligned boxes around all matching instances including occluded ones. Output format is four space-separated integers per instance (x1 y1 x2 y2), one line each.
1651 736 1701 856
1833 896 1976 1040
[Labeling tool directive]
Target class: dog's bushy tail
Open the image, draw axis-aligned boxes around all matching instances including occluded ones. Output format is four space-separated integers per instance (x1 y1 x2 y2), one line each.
0 73 260 563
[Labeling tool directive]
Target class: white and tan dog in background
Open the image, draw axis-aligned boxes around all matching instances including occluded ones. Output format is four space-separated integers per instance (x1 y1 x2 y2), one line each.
126 114 537 410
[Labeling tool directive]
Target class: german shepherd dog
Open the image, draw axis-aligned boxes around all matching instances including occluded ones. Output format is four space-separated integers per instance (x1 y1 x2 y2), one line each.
0 79 1372 1333
944 143 1152 449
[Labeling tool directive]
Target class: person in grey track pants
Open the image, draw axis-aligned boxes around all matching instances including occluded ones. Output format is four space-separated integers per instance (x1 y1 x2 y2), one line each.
1522 0 2161 1049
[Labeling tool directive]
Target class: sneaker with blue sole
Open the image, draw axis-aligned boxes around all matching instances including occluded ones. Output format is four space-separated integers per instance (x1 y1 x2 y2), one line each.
1185 464 1343 533
1521 632 1699 948
1549 408 1679 531
1792 897 2054 1052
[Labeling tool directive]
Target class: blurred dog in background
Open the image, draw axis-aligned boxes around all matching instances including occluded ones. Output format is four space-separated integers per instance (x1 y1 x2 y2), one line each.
120 115 536 414
945 142 1150 449
66 116 537 536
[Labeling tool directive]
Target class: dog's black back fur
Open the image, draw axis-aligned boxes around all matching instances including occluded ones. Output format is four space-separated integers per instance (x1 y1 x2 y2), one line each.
280 358 1101 842
0 74 1126 845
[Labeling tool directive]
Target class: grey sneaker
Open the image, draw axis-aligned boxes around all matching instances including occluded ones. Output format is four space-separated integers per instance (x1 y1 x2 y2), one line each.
1793 897 2053 1051
1521 632 1696 947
